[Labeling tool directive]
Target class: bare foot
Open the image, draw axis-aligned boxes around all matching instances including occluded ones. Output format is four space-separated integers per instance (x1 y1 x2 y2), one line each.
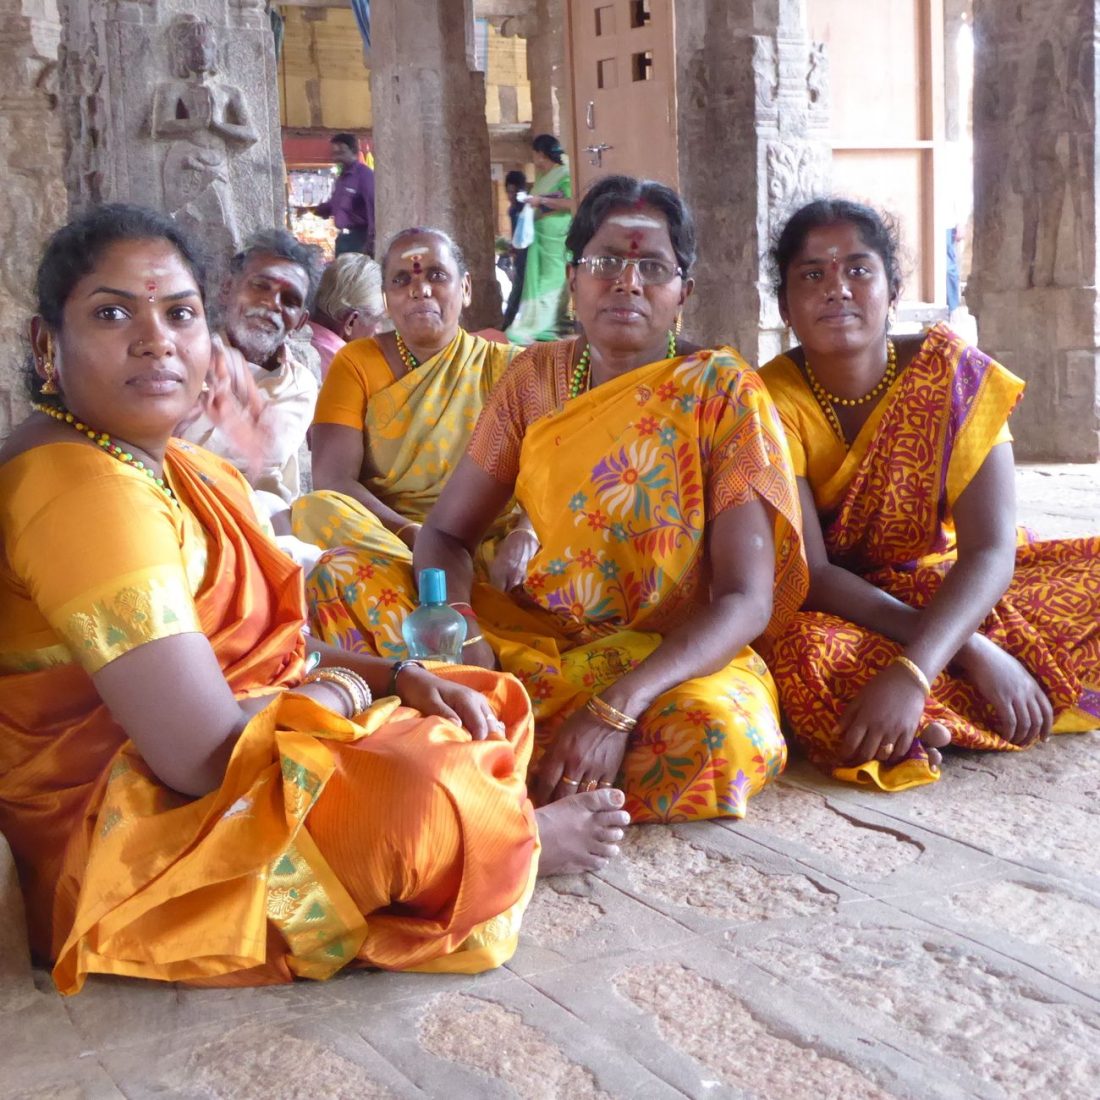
921 721 952 770
535 788 631 876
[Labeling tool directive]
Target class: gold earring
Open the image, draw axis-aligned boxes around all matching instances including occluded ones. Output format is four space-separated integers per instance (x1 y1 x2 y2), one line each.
565 295 575 323
201 381 210 394
674 311 683 336
40 333 59 394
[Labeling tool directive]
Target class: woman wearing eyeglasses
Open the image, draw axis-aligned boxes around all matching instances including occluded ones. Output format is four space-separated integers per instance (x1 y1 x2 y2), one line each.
401 175 808 828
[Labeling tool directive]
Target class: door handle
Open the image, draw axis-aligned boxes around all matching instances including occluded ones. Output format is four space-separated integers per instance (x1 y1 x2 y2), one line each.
583 142 612 167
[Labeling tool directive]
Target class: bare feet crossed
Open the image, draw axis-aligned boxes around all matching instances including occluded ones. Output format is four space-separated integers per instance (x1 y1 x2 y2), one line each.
535 787 630 876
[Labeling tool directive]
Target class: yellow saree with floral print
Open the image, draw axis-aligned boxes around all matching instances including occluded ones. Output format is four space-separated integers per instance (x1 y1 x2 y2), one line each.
304 340 807 823
761 323 1100 792
0 440 538 993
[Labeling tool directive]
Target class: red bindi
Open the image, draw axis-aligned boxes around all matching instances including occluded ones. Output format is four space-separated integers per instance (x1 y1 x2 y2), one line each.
146 281 157 302
628 235 641 253
411 261 422 274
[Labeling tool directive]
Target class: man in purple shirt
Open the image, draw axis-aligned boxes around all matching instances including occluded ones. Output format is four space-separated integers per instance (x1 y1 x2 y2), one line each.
312 132 375 257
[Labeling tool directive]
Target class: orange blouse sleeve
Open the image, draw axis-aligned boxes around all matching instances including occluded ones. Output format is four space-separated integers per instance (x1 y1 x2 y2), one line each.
2 446 202 674
312 339 395 429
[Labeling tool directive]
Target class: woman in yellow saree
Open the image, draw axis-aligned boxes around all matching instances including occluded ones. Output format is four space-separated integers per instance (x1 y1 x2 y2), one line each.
293 227 536 611
312 176 807 824
0 205 626 994
760 199 1100 792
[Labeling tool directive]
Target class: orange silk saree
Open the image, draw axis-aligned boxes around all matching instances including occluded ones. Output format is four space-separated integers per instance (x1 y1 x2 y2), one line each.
0 440 537 993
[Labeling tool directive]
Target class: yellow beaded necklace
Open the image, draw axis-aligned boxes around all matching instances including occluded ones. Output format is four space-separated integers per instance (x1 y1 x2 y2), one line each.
803 338 897 440
33 402 180 508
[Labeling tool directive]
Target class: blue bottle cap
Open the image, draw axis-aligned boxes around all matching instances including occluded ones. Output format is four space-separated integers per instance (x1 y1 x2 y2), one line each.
418 568 448 604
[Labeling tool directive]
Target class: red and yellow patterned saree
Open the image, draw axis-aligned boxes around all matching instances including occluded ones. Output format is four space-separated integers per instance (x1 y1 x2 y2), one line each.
761 324 1100 791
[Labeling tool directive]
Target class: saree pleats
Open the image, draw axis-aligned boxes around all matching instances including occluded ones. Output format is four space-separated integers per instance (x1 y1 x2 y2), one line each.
0 442 537 992
762 325 1100 791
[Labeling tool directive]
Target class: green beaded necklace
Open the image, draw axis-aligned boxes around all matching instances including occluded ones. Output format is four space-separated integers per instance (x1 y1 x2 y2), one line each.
33 402 180 508
568 329 678 399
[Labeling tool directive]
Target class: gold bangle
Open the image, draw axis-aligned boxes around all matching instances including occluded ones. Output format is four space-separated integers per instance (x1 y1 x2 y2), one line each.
892 655 931 696
585 695 636 732
394 521 419 539
306 667 373 714
462 634 484 647
588 694 638 729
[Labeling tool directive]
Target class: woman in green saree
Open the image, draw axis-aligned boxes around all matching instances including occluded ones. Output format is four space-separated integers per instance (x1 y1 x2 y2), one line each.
504 134 573 345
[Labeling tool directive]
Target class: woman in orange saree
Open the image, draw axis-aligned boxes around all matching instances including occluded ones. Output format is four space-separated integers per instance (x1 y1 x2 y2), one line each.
760 199 1100 792
0 205 622 995
403 177 806 825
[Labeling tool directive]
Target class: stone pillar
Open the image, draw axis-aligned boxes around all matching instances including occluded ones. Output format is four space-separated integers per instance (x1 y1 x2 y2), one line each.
370 0 500 329
57 0 285 271
527 0 566 145
0 0 67 444
968 0 1100 461
673 0 831 362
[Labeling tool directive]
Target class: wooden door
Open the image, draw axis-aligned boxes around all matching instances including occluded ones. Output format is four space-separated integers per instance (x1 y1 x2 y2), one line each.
565 0 679 197
810 0 946 306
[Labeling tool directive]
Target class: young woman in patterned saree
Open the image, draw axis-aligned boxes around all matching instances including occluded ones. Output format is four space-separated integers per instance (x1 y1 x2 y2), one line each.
369 175 807 825
0 206 626 995
760 198 1100 792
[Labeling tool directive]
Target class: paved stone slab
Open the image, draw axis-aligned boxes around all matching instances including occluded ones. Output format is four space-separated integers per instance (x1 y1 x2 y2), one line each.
0 464 1096 1098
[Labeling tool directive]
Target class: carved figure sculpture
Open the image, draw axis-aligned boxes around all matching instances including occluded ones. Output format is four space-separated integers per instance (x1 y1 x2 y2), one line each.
152 15 257 256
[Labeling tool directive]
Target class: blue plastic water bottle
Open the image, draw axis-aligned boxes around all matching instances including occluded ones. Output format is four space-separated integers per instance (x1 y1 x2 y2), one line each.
401 568 467 662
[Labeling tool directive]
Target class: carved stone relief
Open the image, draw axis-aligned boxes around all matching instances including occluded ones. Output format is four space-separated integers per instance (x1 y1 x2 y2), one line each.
152 15 259 258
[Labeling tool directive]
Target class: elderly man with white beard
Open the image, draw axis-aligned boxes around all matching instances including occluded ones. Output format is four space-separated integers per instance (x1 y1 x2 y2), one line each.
177 229 323 510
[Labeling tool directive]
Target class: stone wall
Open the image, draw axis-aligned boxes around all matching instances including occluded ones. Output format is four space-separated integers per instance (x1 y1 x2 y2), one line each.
673 0 830 362
969 0 1100 461
58 0 286 274
0 0 67 443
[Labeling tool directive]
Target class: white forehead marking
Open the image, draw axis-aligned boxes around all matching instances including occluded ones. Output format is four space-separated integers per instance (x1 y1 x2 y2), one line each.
400 247 428 260
607 215 663 229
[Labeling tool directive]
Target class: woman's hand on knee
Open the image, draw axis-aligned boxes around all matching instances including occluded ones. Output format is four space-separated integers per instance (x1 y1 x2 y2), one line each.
396 665 504 741
532 708 629 806
836 664 927 766
954 636 1053 745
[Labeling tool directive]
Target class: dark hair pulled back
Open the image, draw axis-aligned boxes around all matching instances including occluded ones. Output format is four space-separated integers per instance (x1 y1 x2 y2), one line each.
566 174 696 276
532 133 565 165
770 198 903 300
35 203 209 331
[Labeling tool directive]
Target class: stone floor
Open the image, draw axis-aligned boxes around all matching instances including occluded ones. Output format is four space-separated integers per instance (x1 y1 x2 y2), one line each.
2 464 1098 1100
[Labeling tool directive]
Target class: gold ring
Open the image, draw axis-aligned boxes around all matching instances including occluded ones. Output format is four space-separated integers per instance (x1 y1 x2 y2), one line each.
580 779 598 793
881 743 895 755
560 775 579 786
597 780 612 789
